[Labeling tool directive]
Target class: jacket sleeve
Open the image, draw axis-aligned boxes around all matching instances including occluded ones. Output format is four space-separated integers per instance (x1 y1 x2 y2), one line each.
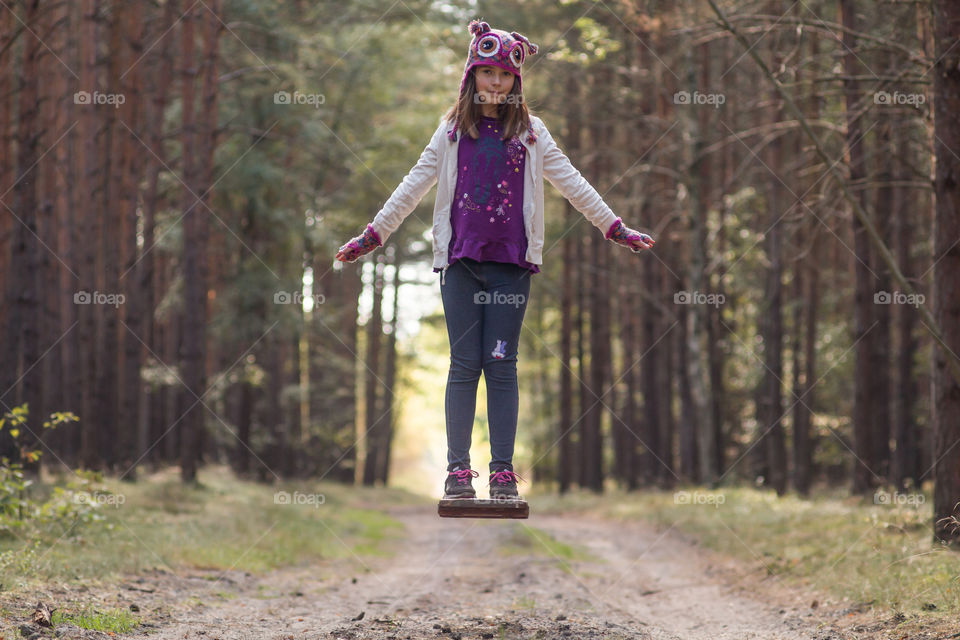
539 119 619 235
369 123 443 243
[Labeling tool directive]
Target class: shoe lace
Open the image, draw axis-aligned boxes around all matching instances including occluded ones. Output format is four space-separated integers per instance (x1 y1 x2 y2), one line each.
448 468 479 485
488 470 523 486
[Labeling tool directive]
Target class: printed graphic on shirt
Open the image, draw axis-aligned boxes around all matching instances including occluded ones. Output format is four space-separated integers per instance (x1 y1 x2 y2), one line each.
491 339 508 359
456 122 525 226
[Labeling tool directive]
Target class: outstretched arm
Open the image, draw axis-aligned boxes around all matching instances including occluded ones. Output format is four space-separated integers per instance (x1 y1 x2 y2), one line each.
368 122 444 244
540 121 655 251
334 122 444 263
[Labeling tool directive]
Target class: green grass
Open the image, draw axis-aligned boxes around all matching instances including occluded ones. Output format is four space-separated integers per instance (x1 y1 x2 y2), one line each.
0 465 429 592
505 522 589 558
531 485 960 622
51 605 140 633
492 522 595 577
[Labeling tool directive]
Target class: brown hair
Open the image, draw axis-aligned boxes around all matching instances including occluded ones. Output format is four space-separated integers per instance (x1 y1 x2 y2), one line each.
444 67 532 142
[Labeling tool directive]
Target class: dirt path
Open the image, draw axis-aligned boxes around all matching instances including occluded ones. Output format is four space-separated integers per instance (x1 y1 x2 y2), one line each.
81 504 854 640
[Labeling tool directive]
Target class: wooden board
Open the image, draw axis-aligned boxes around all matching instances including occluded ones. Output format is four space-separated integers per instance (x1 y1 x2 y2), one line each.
437 497 529 519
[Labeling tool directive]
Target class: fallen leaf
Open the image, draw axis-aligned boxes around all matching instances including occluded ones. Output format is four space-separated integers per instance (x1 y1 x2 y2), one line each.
32 602 56 627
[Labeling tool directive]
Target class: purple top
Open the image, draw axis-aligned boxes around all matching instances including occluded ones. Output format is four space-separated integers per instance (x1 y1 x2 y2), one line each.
437 116 539 274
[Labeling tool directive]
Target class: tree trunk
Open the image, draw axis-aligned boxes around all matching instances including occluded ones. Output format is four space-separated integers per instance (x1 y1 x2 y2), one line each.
179 0 206 483
931 0 960 545
10 0 45 473
362 258 384 485
381 251 402 485
791 25 820 495
576 232 587 489
840 0 881 495
139 0 177 469
117 0 146 478
337 261 362 482
558 29 582 493
893 122 919 488
585 69 611 493
0 4 13 462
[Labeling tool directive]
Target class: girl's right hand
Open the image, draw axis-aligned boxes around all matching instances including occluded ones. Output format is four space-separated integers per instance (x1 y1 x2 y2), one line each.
336 223 382 262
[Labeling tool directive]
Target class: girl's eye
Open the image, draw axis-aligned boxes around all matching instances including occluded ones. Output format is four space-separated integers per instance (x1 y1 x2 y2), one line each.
477 34 500 57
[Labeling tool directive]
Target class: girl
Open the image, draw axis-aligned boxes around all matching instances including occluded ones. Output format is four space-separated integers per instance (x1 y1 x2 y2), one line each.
336 20 655 501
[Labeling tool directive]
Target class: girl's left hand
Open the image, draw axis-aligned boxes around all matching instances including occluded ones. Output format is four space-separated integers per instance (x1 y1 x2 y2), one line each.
606 218 655 252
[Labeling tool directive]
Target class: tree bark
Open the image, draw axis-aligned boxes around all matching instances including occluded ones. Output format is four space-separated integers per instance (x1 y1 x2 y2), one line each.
10 0 45 473
362 258 385 486
931 0 960 545
840 0 882 495
381 250 402 484
179 0 206 483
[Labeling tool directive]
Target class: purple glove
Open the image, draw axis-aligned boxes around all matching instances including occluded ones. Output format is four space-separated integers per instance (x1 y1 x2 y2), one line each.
336 223 382 262
606 217 655 252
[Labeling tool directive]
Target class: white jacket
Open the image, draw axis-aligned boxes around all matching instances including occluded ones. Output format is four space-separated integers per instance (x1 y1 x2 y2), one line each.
369 114 619 273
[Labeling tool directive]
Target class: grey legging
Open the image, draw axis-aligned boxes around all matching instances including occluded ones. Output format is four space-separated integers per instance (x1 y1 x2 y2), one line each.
440 257 532 474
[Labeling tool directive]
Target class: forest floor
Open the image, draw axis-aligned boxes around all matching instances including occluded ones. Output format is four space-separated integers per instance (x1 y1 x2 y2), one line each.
4 497 955 640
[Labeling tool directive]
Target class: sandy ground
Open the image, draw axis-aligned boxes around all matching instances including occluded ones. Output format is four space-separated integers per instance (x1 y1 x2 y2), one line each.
4 503 937 640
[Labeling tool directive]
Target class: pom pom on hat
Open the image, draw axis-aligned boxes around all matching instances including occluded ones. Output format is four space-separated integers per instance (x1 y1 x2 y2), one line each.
511 32 539 56
469 20 490 36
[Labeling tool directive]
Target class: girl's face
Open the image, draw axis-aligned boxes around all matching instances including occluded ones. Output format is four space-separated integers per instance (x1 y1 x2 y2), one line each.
474 65 516 107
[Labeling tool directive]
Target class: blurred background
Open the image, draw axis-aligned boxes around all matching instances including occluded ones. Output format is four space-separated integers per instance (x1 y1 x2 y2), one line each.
1 0 958 536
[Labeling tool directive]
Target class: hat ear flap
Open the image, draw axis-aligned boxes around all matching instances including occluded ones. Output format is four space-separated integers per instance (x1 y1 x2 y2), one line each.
511 32 538 56
469 20 491 36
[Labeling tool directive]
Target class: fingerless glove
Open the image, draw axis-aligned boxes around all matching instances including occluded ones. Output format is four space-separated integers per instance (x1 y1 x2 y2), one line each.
605 217 655 253
337 223 382 262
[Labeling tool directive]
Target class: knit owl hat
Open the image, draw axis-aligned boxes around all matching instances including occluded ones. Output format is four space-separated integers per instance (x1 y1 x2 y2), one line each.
458 19 539 96
449 20 540 143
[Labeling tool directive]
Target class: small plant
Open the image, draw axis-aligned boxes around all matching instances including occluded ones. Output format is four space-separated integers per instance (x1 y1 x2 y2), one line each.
51 605 140 632
0 404 108 537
